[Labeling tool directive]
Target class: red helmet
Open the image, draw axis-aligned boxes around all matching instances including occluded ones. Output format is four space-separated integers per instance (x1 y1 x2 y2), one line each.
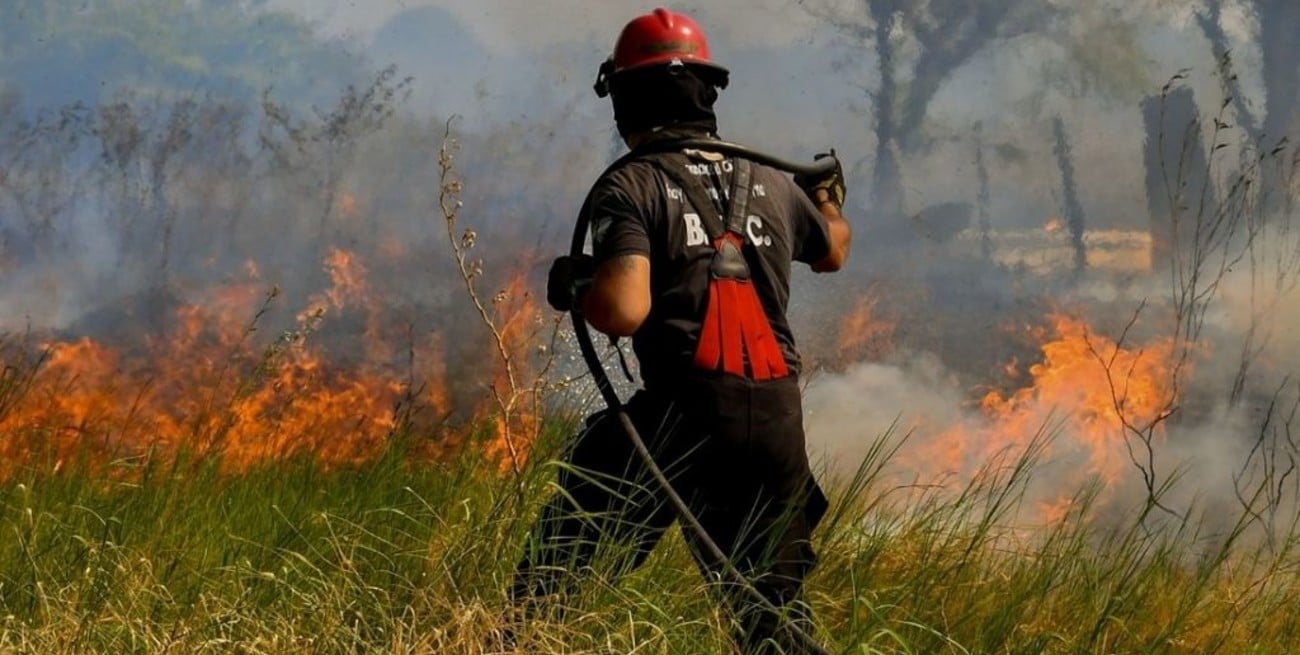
594 8 729 98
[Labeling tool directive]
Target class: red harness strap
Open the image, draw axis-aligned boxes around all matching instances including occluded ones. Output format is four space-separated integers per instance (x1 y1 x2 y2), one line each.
692 233 790 381
645 151 791 381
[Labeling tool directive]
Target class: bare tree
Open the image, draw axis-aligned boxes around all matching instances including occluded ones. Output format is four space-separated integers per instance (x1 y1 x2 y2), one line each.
808 1 1061 218
259 65 412 246
1196 0 1300 213
1199 0 1300 147
1100 68 1300 529
807 0 1160 224
0 101 92 268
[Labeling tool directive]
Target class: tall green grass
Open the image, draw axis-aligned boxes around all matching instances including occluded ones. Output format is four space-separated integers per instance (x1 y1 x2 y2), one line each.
1 417 1297 654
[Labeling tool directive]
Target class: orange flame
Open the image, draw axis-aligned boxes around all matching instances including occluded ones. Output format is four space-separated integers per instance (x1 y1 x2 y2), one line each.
477 269 546 473
0 248 528 480
908 313 1178 513
835 289 896 363
296 248 368 323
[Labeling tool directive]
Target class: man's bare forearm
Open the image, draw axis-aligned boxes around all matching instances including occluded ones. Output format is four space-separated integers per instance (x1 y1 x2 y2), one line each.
811 188 851 273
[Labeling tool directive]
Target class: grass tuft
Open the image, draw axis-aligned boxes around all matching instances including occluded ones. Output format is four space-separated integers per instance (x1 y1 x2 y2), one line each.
0 418 1296 654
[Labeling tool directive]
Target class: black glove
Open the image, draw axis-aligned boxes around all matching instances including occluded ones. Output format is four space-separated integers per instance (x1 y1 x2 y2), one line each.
793 150 846 209
546 254 595 312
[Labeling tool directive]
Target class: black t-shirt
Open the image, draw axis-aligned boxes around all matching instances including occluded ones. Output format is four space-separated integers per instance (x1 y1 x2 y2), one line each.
587 150 831 387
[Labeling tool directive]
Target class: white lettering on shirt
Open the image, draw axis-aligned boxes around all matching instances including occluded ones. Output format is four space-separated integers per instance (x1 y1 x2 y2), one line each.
684 212 708 247
684 160 735 176
747 215 774 247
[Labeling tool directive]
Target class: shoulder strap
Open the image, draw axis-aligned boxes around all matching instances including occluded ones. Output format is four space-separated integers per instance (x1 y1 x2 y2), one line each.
647 152 752 243
723 158 752 236
578 143 753 252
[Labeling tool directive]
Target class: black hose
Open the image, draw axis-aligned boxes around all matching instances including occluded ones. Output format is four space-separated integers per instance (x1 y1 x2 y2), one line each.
568 139 837 655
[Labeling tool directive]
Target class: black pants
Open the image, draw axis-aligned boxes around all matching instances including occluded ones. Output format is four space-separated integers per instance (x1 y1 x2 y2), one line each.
511 374 828 654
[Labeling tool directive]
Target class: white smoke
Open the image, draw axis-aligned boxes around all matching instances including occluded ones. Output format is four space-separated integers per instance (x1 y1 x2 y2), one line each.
803 353 967 480
802 233 1300 536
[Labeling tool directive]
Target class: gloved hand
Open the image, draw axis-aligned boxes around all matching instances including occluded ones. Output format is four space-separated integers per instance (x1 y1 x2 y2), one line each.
793 150 846 209
546 254 595 312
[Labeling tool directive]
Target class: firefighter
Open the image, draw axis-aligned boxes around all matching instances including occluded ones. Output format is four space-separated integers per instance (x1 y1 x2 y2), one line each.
509 8 852 653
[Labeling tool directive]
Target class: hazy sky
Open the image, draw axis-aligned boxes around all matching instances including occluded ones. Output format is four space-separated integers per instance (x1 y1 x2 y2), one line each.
268 1 824 52
260 1 1257 231
266 1 843 129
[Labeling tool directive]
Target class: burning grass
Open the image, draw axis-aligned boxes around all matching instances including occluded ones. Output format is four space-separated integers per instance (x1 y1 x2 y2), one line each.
0 414 1297 654
2 51 1297 652
1 258 1297 652
0 244 552 482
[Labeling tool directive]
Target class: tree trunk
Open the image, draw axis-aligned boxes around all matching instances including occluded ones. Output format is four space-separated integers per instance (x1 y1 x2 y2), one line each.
1196 0 1261 142
974 124 993 261
1052 116 1087 273
870 8 904 221
1142 86 1215 273
1258 0 1300 145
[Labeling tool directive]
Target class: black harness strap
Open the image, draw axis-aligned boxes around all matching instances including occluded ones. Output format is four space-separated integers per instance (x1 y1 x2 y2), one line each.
649 153 754 280
643 152 786 380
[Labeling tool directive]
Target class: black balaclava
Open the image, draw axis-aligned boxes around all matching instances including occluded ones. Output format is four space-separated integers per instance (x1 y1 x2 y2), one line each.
609 64 724 140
